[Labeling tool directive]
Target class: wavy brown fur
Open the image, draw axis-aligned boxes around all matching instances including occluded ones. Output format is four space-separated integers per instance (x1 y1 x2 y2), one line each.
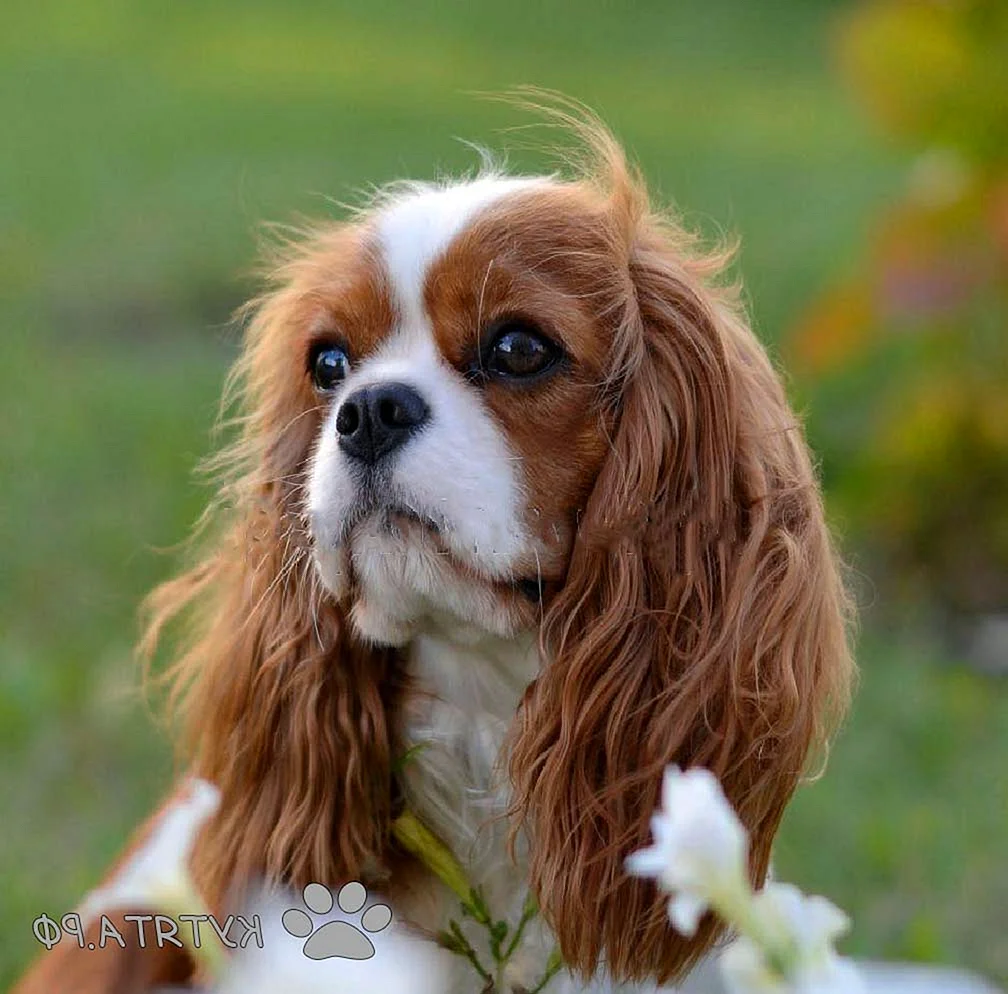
141 253 406 908
505 113 855 982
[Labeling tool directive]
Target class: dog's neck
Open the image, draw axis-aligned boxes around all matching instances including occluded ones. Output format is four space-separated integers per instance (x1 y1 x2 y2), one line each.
400 626 538 890
397 625 553 990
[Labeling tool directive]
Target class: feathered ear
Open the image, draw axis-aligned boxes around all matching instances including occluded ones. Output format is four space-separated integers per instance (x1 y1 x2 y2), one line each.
508 163 855 982
141 261 403 909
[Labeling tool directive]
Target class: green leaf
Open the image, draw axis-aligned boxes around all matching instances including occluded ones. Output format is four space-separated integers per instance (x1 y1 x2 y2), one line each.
391 810 473 905
529 947 565 994
392 741 430 775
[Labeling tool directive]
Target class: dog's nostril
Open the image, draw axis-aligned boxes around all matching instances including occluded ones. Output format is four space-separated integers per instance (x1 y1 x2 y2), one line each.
335 402 360 436
377 398 402 427
375 384 429 431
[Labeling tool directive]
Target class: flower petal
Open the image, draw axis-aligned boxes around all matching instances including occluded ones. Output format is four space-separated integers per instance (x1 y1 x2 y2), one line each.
719 936 788 994
667 890 708 937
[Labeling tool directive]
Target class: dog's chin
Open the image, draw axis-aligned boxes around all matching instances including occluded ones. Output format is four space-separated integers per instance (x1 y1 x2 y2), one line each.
310 509 542 647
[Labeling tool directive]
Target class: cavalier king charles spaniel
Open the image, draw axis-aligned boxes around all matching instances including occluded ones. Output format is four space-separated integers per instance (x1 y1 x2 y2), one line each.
15 115 853 994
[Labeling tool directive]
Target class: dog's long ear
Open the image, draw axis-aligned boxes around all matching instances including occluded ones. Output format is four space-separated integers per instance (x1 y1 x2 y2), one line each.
142 244 403 908
508 141 855 983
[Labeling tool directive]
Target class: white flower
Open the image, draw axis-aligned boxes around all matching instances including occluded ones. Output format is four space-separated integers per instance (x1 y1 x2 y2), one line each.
753 883 851 962
627 765 864 993
721 934 866 994
625 765 748 935
79 778 220 924
720 936 790 994
719 883 866 994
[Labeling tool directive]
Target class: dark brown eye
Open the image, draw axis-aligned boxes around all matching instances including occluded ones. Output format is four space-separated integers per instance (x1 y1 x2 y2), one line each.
309 342 350 392
484 320 560 380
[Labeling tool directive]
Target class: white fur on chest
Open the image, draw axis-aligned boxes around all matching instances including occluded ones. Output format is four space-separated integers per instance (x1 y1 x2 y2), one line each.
399 628 553 991
391 631 668 994
401 629 537 893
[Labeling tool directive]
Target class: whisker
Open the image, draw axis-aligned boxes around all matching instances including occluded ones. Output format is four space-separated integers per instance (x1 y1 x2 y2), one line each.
272 405 327 443
474 257 496 378
241 548 307 633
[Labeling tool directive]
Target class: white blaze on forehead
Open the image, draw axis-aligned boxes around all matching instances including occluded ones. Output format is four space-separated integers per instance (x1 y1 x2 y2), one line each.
375 176 546 329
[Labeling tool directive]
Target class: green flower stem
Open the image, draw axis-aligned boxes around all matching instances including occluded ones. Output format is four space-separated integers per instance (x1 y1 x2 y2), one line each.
393 809 565 992
440 919 494 984
392 742 430 775
529 948 565 994
503 894 539 963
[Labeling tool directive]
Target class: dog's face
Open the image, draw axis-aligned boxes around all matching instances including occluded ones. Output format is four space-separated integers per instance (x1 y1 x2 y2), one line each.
303 178 621 645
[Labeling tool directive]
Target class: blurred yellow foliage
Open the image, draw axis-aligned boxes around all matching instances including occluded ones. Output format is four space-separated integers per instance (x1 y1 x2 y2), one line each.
839 0 1008 160
791 0 1008 617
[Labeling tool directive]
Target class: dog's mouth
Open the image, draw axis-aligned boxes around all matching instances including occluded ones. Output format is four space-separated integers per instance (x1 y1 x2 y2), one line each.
386 509 551 603
321 485 443 547
382 504 444 536
377 507 544 601
314 484 551 610
362 507 550 605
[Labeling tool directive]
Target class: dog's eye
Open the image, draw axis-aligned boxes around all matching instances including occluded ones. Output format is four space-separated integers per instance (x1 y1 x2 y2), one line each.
309 343 350 392
485 321 559 380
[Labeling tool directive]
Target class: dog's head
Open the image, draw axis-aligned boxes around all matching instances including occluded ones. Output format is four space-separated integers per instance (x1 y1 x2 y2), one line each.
303 173 608 646
146 118 854 983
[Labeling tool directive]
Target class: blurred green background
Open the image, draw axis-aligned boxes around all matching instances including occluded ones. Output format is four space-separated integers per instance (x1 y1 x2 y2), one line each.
1 0 1005 987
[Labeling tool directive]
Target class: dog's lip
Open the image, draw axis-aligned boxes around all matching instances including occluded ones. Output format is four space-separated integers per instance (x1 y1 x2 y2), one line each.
384 504 442 534
312 496 443 547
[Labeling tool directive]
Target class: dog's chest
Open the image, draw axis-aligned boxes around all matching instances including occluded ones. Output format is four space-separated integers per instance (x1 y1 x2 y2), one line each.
398 630 555 991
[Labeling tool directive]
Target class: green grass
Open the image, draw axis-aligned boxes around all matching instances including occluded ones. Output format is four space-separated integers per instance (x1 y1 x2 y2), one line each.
778 634 1008 983
1 0 1005 987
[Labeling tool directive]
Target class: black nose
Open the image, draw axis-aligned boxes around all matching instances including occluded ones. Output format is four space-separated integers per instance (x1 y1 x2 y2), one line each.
335 382 430 465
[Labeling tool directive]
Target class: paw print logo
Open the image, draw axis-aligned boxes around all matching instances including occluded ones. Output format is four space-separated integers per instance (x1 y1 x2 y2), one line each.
282 881 392 961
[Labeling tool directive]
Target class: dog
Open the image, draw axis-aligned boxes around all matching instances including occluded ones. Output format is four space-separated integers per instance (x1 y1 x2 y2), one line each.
14 112 854 994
